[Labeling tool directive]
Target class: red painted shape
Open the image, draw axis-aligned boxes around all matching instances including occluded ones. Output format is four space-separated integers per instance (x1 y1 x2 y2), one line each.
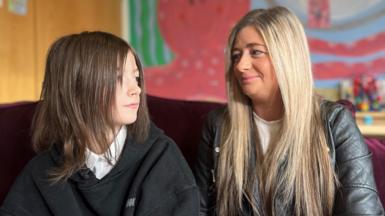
309 31 385 56
145 0 249 101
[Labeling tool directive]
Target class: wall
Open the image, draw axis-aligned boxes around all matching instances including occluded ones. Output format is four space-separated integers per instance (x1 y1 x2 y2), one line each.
0 0 121 103
130 0 385 102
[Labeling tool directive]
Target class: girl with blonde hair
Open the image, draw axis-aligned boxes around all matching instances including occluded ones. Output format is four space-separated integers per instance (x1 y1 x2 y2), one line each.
195 6 384 216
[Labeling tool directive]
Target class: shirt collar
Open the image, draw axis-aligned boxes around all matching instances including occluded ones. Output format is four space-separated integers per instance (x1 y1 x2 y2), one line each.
85 126 127 169
253 111 283 125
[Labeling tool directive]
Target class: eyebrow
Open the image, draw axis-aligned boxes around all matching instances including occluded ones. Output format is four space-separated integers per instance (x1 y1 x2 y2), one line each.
232 43 267 51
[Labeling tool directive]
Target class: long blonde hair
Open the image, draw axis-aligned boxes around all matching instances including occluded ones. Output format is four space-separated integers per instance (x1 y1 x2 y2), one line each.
217 7 336 215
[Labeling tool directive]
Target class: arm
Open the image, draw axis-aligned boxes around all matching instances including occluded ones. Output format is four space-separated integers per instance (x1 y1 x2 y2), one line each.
194 109 223 216
330 106 384 215
0 208 16 216
0 159 43 216
131 132 200 216
146 186 200 216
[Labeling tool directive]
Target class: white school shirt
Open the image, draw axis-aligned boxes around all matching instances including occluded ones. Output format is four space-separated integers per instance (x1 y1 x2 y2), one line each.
85 126 127 179
253 112 282 154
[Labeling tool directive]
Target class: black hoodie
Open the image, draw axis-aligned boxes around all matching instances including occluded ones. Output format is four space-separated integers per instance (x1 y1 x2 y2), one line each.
1 123 199 216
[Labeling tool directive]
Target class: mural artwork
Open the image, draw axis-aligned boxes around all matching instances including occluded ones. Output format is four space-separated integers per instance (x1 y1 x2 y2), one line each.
130 0 385 102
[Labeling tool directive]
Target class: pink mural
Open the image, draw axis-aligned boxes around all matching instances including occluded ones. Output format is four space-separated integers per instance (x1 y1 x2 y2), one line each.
145 0 249 101
136 0 385 101
308 0 330 28
310 33 385 79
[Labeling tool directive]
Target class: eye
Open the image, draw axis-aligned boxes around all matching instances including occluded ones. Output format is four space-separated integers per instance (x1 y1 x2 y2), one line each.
250 49 266 58
231 51 242 63
133 69 141 85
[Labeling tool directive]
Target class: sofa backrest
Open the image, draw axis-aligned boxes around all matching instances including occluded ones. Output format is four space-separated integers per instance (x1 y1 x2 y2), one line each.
146 96 223 166
0 102 37 204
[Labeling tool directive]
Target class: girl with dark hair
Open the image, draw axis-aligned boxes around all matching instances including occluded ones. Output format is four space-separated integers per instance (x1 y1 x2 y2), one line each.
1 31 199 216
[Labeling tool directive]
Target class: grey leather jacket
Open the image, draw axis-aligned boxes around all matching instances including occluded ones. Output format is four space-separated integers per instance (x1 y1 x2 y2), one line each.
195 100 384 215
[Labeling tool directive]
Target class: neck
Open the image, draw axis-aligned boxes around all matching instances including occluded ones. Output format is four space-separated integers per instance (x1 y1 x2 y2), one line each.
252 97 284 122
88 126 122 154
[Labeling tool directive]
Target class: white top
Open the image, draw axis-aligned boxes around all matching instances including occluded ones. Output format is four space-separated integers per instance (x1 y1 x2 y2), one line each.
85 126 127 179
253 112 282 154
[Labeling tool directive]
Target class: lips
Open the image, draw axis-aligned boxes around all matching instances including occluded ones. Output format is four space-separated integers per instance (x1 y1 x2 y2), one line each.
240 75 261 84
125 103 139 109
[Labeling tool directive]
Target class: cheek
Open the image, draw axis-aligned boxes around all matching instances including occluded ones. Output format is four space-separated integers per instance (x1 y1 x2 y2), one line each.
111 104 120 121
266 65 277 85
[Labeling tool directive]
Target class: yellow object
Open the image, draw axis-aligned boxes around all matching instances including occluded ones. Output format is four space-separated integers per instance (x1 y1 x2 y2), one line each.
0 0 122 103
359 102 370 112
356 111 385 138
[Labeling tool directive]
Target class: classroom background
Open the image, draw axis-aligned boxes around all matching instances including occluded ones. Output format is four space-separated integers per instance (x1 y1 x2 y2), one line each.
1 0 385 136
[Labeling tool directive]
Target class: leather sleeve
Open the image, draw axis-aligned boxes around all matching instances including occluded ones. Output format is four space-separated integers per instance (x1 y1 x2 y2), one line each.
328 105 384 215
194 108 224 216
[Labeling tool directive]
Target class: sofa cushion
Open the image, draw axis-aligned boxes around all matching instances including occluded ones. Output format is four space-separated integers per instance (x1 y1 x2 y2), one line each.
365 137 385 207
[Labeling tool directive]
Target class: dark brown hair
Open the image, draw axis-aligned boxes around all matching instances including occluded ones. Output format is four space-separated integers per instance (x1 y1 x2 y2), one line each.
32 31 150 181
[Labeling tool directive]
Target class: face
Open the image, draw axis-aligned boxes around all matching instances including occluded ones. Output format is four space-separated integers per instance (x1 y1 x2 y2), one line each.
112 52 141 130
231 26 280 104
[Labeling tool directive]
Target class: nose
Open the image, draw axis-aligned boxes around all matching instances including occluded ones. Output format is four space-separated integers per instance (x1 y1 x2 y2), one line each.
235 53 251 73
127 80 141 96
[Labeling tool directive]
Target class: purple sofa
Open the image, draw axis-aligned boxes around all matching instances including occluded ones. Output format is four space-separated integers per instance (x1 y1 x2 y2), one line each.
0 96 384 208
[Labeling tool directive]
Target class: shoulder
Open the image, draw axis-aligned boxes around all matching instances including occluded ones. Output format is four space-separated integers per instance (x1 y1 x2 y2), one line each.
320 99 357 129
146 123 196 187
137 124 199 212
155 134 195 182
16 151 53 179
206 106 227 123
1 152 53 215
203 106 227 133
6 151 54 190
320 100 351 123
321 100 369 162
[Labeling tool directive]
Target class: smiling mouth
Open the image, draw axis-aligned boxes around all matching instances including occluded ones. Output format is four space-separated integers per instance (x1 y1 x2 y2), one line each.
240 75 261 83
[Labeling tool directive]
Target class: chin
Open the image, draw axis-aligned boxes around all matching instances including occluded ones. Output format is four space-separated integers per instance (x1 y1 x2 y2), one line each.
242 90 259 98
121 115 138 125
